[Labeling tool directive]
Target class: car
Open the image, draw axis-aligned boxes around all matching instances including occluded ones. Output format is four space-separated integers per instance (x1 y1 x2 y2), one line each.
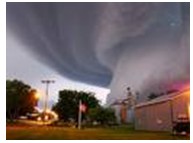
172 117 190 136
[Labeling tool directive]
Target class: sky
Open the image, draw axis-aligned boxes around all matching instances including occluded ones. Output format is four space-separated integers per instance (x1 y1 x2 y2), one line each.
6 2 190 107
6 30 110 107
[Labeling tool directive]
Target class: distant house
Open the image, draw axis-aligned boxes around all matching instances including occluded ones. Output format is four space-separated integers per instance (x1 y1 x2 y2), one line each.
134 88 190 131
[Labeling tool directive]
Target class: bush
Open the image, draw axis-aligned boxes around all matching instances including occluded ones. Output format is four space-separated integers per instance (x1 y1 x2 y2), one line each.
87 107 117 126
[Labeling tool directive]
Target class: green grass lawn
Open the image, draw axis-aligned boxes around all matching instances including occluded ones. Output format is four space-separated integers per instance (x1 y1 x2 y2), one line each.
6 124 189 140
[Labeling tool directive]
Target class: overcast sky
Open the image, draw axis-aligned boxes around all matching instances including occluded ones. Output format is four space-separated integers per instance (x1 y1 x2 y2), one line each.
6 30 110 107
6 2 190 106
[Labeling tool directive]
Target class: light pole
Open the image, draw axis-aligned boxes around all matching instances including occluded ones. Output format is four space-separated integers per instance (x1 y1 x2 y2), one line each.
41 80 55 113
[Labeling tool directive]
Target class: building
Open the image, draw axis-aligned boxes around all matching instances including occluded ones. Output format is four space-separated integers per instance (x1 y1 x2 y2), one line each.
110 88 137 124
110 98 135 124
134 88 190 131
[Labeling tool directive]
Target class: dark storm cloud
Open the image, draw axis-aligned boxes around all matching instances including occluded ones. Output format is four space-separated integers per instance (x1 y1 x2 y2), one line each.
7 2 112 86
7 2 190 102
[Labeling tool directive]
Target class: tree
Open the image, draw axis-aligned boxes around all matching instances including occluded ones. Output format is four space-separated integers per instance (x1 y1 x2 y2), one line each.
6 79 38 120
87 107 116 125
52 90 100 121
147 92 159 100
148 89 179 101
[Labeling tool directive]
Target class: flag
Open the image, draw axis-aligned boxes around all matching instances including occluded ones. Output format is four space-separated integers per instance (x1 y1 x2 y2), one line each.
79 103 87 112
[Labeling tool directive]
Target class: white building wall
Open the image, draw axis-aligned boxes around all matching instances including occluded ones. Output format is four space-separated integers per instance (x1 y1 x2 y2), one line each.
172 90 190 121
135 101 172 131
134 89 190 131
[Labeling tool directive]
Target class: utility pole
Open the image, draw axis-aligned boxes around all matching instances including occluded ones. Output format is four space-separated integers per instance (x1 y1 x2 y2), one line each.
41 80 55 112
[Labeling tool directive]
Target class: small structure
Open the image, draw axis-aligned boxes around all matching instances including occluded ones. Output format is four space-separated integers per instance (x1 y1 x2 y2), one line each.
111 99 130 123
134 88 190 131
110 87 137 124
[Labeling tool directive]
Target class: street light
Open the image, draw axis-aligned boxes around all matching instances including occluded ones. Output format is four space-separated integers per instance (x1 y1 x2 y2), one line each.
30 90 40 106
34 91 40 100
41 80 55 113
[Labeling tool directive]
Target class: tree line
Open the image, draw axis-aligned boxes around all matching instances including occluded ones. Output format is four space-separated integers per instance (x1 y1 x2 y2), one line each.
6 79 116 125
6 80 38 120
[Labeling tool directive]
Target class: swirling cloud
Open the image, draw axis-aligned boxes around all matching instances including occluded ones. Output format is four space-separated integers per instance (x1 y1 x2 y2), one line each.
7 2 189 103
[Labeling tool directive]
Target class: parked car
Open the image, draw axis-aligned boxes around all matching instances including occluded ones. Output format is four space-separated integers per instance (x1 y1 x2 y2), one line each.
172 117 190 136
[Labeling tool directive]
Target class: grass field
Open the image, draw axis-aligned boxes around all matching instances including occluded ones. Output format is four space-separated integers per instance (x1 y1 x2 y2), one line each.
6 124 189 140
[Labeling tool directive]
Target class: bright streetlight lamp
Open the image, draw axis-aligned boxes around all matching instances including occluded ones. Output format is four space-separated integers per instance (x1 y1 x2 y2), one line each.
34 91 40 100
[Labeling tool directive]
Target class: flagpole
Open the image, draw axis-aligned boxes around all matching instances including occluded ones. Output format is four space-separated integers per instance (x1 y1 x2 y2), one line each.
78 99 82 129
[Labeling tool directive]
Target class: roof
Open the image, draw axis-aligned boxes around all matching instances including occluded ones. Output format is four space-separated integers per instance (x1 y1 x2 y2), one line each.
135 88 190 108
110 96 135 106
110 99 125 106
